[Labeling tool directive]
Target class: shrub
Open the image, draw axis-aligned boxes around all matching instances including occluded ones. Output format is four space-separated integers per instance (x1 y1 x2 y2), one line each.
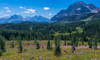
30 56 34 60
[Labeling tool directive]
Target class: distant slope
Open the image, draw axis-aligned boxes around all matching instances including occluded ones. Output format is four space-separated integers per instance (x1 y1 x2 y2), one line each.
25 15 50 22
51 13 100 23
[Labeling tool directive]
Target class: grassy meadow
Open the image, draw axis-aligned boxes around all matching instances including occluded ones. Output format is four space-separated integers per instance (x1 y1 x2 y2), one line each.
0 40 100 60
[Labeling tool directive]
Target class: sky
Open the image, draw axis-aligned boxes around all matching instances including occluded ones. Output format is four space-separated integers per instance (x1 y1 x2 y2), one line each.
0 0 100 19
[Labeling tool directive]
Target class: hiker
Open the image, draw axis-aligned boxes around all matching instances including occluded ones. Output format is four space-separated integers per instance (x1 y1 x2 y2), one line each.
72 46 75 53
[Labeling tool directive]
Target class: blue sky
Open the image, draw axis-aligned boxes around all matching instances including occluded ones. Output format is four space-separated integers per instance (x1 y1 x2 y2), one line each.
0 0 100 19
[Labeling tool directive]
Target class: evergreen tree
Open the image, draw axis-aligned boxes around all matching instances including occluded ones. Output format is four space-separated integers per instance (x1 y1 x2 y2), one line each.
71 36 78 47
47 40 52 50
54 35 61 56
82 35 87 42
81 39 84 45
75 38 79 46
81 35 84 45
64 40 67 46
34 39 37 44
18 40 23 53
0 50 3 56
10 35 15 48
54 36 58 47
71 36 76 46
36 41 40 49
92 38 97 49
11 41 15 48
0 36 6 52
88 40 92 48
18 36 23 53
88 34 98 49
92 34 98 49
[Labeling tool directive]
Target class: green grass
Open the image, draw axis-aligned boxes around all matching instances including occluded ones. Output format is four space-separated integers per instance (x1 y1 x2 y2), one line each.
54 27 83 36
76 27 83 33
54 31 77 36
81 15 94 21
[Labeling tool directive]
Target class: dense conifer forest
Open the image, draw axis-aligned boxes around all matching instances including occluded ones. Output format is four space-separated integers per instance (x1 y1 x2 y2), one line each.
0 19 100 41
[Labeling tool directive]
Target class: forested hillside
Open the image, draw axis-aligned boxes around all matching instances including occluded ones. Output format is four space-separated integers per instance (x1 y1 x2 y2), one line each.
0 19 100 41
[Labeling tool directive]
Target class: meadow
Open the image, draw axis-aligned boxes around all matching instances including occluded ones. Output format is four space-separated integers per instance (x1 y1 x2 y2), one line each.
0 40 100 60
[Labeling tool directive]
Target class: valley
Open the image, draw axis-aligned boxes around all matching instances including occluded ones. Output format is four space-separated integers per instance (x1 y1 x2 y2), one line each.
0 1 100 60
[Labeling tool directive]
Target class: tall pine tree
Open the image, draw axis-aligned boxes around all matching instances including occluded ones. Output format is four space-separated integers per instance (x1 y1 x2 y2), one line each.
54 35 61 56
47 40 52 50
17 36 23 53
0 36 6 52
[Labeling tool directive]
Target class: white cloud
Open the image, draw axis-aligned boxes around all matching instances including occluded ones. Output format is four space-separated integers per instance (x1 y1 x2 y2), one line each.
19 6 25 9
4 15 10 17
20 6 23 9
23 11 30 13
0 14 10 18
4 7 9 9
5 10 11 13
19 6 36 14
4 7 11 13
43 7 50 10
26 9 36 13
49 13 52 16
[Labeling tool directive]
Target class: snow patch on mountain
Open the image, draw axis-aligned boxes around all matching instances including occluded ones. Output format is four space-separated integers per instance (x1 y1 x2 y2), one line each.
76 8 81 10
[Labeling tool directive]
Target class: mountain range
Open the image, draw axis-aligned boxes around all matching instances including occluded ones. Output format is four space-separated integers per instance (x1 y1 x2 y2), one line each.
0 15 50 24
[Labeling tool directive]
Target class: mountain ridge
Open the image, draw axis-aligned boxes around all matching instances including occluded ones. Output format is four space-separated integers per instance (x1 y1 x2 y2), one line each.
51 1 100 23
0 15 50 24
